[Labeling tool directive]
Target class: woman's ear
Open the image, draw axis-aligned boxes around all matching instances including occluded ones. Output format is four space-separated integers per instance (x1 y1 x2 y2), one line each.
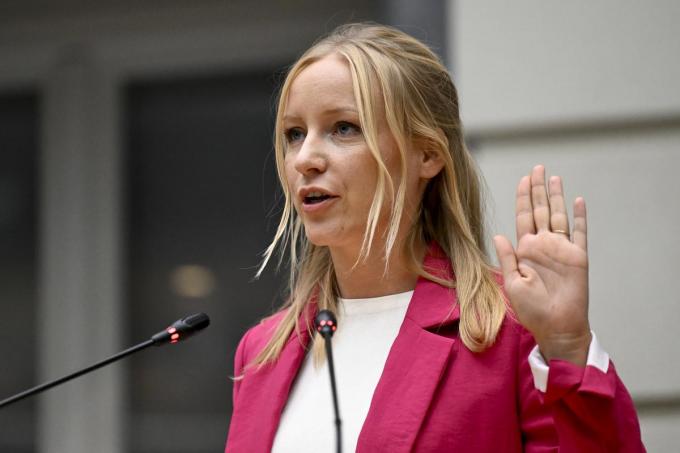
419 148 445 179
413 128 448 180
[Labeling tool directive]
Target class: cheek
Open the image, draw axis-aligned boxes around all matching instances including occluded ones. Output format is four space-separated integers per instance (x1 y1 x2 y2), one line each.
374 136 405 193
283 154 294 179
282 159 300 206
345 153 374 187
345 158 380 214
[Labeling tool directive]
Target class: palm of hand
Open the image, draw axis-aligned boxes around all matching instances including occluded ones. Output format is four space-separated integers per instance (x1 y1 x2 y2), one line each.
494 165 591 365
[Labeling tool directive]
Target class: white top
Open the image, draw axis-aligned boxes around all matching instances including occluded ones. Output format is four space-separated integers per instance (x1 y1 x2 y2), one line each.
271 290 413 453
271 291 609 452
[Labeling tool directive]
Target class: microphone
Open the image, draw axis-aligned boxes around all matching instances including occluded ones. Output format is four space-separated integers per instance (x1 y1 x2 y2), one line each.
0 312 210 409
151 312 210 345
314 309 342 453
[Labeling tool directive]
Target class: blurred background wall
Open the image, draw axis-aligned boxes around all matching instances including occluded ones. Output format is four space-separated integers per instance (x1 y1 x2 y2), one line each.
0 0 676 452
451 2 680 451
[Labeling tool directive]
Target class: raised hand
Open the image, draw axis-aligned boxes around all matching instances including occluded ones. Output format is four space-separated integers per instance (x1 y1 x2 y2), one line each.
493 165 591 366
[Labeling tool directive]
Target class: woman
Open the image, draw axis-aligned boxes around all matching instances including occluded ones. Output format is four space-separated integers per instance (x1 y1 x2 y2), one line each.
225 23 644 452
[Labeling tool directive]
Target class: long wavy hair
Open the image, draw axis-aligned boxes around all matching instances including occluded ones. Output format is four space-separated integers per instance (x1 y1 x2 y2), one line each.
250 23 505 368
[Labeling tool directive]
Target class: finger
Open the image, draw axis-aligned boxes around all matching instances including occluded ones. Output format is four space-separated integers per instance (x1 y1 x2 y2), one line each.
548 175 570 235
493 235 521 286
530 165 550 232
573 197 587 251
515 175 535 242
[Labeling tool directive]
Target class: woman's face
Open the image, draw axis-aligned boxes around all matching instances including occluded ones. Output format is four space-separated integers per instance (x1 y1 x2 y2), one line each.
282 53 424 252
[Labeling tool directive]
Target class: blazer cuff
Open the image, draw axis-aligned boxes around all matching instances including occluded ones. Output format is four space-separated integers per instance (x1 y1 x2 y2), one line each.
528 332 609 393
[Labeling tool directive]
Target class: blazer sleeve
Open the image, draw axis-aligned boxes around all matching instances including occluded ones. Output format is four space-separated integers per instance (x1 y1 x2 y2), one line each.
517 326 646 452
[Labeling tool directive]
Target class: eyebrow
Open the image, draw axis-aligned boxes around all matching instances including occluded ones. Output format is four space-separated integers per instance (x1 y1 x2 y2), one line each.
282 106 359 122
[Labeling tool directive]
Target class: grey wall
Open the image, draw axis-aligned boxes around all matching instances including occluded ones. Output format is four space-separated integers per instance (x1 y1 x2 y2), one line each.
450 1 680 450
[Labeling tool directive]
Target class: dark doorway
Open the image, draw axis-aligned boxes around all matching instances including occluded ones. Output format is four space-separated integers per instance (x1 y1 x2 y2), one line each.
124 68 286 452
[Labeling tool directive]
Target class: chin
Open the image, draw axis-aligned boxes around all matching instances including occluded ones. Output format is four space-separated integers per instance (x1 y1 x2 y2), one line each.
303 225 346 248
304 232 336 247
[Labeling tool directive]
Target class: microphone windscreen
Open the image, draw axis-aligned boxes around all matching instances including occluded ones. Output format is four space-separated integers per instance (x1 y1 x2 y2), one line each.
314 310 337 338
181 312 210 332
151 312 210 346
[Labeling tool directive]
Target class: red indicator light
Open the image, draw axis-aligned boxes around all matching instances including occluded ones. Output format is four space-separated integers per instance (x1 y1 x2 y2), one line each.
171 333 180 341
168 327 177 334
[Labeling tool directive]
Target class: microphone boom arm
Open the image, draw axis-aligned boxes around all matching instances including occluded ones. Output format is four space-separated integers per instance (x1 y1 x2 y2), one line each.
0 339 154 409
0 312 210 410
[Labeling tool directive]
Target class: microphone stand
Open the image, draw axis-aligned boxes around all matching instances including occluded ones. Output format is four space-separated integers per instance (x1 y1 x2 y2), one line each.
0 340 153 409
0 312 210 410
315 310 342 453
324 336 342 453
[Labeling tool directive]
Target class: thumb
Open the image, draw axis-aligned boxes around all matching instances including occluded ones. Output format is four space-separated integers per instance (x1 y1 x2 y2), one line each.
493 235 520 286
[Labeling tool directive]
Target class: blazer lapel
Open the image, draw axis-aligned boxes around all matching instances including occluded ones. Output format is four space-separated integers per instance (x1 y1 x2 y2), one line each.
228 313 313 452
358 246 460 452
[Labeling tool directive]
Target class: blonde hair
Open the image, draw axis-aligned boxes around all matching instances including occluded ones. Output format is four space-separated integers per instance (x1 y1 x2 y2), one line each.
250 23 505 368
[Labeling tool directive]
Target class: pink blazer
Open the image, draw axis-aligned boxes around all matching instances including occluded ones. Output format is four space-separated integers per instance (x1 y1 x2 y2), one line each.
225 247 645 452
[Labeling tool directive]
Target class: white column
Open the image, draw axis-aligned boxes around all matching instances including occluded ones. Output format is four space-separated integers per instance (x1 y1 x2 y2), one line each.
37 49 123 453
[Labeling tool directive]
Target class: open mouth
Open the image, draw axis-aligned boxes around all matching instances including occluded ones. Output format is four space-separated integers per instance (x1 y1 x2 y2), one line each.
304 194 336 205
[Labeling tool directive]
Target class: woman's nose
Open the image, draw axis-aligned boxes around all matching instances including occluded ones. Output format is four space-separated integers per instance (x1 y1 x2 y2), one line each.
293 133 327 175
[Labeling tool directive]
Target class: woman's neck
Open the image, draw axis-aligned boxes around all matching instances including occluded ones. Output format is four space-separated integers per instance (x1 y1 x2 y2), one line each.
329 239 426 299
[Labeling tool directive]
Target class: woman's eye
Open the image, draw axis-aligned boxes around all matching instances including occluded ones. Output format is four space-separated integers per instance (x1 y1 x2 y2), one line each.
284 127 305 143
335 121 361 137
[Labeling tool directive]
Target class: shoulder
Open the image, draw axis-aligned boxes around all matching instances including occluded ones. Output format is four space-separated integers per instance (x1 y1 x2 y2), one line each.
235 309 290 366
